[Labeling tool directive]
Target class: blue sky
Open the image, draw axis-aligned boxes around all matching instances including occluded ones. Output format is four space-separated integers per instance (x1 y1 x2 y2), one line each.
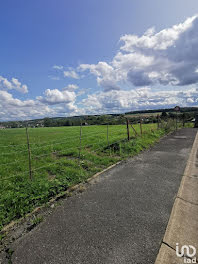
0 0 198 120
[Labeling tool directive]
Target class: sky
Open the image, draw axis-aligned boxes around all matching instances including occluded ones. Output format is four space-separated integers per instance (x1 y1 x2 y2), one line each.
0 0 198 121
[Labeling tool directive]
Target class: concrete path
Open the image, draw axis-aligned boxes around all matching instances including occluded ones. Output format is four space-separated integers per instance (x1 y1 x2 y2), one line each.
11 128 197 264
155 130 198 263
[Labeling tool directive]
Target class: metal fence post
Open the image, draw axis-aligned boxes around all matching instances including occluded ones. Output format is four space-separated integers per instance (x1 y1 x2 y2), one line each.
126 118 130 141
140 119 143 136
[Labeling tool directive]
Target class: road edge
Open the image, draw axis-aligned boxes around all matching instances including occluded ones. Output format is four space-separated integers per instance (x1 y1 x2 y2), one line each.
155 131 198 263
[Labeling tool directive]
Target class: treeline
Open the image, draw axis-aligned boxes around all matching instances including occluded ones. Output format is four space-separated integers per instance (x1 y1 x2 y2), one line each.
125 107 198 115
38 111 196 127
0 115 127 128
1 107 198 128
43 115 127 127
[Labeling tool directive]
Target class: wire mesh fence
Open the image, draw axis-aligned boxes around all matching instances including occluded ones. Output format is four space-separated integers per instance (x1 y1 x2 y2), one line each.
0 118 185 230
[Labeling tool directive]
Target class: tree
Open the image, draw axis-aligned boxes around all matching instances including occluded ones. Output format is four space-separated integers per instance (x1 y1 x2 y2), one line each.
64 120 71 126
43 118 52 127
161 111 168 119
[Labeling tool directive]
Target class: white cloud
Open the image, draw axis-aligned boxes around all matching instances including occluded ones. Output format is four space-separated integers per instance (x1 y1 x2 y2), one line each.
1 85 198 121
79 15 198 90
186 98 194 103
0 88 80 121
63 84 79 91
0 76 28 93
79 62 120 91
0 90 35 107
37 88 76 105
53 65 63 70
64 70 79 79
82 87 198 114
0 90 52 121
120 16 195 52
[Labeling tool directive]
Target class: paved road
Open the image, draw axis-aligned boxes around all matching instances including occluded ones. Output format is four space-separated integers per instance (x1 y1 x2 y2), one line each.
11 128 197 264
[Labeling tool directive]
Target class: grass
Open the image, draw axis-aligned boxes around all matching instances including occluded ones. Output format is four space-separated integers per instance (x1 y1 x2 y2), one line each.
0 123 178 230
30 215 44 227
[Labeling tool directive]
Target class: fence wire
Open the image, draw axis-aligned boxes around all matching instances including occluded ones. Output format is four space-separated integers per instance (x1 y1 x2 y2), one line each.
0 120 179 183
0 119 186 232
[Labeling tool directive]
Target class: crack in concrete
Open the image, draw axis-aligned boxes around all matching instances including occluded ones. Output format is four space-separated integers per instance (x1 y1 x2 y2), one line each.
176 196 198 207
162 241 176 252
184 174 198 179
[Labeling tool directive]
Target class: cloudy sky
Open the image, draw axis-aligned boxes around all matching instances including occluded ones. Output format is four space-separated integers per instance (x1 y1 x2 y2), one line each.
1 0 198 121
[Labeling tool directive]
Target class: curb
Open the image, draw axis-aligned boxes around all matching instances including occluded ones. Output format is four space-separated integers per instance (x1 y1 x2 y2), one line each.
155 131 198 264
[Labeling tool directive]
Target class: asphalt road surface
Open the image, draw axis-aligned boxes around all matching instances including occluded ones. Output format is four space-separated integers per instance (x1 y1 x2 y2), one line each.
11 128 197 264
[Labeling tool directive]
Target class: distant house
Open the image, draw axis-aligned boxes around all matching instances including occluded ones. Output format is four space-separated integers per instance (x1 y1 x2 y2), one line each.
82 122 88 126
0 125 5 129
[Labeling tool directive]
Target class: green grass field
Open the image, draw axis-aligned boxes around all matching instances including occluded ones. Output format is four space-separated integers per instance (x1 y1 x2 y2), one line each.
0 123 174 230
